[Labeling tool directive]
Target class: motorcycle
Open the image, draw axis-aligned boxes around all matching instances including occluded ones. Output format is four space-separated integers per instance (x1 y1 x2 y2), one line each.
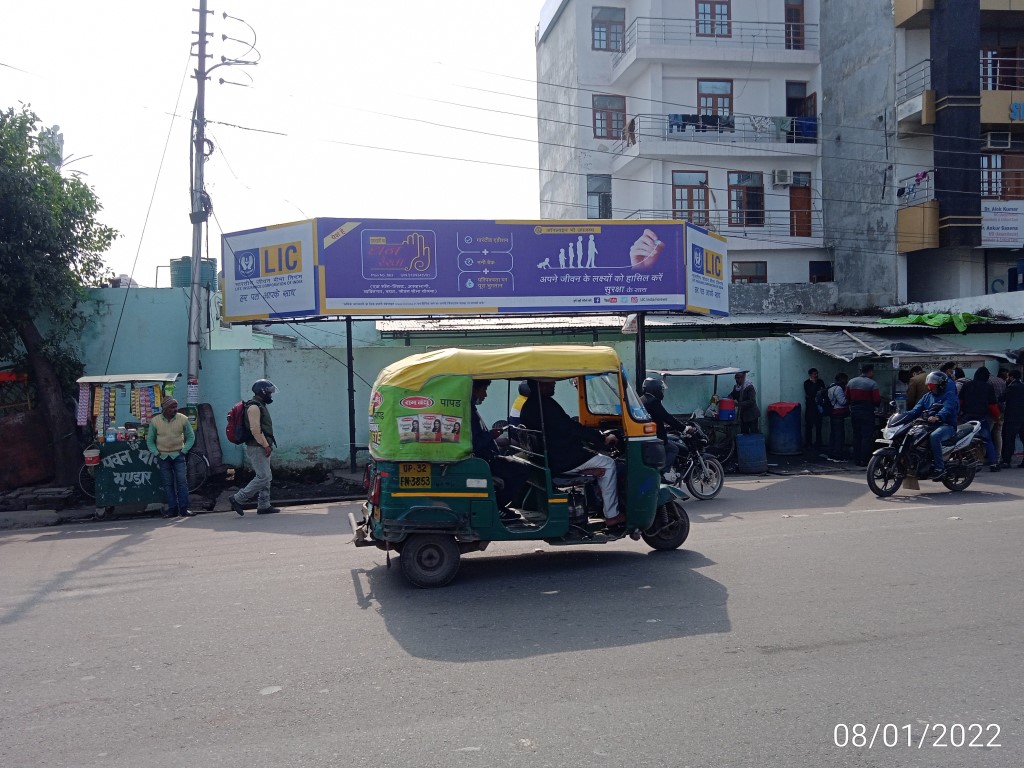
664 422 725 500
866 404 983 497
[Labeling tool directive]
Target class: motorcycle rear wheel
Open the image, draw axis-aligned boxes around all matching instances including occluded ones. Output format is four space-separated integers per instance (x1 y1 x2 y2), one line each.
685 454 725 500
941 464 975 492
866 452 903 497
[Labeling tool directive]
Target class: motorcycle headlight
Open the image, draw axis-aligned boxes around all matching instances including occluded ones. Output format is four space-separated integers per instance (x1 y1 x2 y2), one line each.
881 426 898 440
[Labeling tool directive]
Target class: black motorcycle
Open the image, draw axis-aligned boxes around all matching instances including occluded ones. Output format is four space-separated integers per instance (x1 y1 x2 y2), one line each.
866 405 982 497
665 422 725 500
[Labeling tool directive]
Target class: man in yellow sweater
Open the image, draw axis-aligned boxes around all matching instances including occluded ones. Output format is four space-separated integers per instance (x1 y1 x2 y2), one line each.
145 398 196 518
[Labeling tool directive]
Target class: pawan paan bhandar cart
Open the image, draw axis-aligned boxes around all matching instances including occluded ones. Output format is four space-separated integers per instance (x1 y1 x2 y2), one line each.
350 345 691 587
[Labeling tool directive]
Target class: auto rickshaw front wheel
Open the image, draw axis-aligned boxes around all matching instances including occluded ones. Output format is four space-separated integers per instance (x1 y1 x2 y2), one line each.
641 500 690 551
399 534 461 588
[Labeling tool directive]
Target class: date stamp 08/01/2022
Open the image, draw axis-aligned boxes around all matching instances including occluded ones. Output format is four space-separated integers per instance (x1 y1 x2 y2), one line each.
833 723 1001 750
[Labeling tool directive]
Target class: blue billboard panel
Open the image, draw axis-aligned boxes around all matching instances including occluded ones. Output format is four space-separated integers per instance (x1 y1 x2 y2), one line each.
317 219 687 314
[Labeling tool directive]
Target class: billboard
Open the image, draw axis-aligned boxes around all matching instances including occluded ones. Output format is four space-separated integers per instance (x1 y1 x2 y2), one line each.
221 218 729 321
684 223 729 317
221 220 318 321
316 219 687 315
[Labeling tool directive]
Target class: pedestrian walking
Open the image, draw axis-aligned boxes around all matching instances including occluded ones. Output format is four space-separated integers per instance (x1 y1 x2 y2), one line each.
230 380 281 516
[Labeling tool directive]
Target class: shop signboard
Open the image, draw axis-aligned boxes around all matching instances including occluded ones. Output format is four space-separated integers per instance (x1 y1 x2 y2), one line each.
981 200 1024 247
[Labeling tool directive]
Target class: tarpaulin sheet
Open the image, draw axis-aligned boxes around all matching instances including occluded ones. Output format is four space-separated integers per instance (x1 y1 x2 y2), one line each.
787 331 1010 364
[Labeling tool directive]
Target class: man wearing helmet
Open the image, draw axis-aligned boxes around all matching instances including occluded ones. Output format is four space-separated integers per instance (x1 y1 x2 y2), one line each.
230 379 281 515
905 370 960 480
639 377 688 472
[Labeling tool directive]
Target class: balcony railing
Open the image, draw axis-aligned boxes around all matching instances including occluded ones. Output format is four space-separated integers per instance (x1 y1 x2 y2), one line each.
896 59 932 103
623 209 823 239
614 17 819 66
897 171 935 208
980 55 1024 90
614 113 818 153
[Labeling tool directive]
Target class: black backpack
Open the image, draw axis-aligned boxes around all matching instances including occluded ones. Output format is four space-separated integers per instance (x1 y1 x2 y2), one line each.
815 386 833 416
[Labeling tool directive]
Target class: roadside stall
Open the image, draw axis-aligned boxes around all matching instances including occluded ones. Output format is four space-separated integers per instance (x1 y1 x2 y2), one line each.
76 373 188 518
647 366 748 464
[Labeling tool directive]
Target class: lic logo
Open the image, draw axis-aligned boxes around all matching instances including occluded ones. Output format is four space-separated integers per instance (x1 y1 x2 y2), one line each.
691 244 705 275
235 249 259 280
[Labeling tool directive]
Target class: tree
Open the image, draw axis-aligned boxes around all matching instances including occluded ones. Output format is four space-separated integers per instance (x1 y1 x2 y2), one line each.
0 106 117 484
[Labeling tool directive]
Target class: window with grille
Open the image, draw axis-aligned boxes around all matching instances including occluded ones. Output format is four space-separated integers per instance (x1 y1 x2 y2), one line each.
728 171 765 226
732 261 767 284
587 175 612 218
696 1 731 37
593 95 626 139
672 171 709 225
698 80 733 117
592 7 625 51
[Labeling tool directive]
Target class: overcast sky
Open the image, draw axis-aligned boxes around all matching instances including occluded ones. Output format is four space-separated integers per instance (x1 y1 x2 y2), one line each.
2 1 546 285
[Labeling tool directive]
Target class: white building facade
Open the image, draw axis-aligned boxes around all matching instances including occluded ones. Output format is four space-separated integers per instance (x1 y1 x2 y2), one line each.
536 0 832 294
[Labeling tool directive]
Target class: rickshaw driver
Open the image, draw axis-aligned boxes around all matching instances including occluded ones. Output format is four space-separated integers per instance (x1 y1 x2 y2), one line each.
521 379 624 528
471 380 530 522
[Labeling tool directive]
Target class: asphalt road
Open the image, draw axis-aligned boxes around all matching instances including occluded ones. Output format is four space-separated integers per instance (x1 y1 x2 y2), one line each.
1 470 1022 768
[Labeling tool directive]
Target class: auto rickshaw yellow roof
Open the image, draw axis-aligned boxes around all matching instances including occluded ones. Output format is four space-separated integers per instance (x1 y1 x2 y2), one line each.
374 345 623 392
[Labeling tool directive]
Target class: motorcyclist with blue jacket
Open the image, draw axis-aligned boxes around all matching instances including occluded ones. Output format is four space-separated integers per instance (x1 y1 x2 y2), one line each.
905 370 960 481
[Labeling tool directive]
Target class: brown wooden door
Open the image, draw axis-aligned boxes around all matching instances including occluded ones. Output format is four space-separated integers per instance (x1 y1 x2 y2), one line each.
790 185 812 236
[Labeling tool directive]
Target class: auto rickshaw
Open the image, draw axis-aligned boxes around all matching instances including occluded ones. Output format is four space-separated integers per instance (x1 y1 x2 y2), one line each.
350 345 691 587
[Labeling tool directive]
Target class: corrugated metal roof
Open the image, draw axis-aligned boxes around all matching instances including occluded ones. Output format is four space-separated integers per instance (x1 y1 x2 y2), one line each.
375 313 964 334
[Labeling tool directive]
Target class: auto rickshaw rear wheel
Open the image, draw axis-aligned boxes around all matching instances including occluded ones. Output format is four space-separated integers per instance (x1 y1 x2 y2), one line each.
641 500 690 550
399 533 461 588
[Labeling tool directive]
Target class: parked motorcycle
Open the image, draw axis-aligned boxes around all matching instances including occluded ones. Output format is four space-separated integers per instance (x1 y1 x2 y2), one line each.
664 422 725 500
866 405 983 497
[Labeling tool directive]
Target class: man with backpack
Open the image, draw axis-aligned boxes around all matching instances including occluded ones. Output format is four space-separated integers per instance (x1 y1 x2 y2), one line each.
803 367 826 451
827 372 850 461
230 379 281 516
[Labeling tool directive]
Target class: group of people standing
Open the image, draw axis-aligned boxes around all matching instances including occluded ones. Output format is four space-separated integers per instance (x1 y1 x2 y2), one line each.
804 362 1024 471
802 364 881 466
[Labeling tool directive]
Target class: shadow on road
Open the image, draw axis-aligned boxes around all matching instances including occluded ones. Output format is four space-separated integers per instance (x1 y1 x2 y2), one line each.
348 547 730 662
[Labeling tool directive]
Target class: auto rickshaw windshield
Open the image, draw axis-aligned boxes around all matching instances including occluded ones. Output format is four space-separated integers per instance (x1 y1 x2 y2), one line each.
584 371 651 422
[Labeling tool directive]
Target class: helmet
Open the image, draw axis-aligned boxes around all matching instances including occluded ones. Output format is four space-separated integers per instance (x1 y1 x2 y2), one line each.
518 380 531 397
252 379 277 403
641 377 666 399
924 371 947 394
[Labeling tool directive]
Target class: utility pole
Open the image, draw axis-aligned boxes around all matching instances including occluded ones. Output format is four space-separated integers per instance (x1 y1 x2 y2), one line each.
187 0 211 405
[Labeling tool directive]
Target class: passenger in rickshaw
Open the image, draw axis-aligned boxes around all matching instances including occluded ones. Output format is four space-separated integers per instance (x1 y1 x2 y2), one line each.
520 379 624 528
471 380 530 523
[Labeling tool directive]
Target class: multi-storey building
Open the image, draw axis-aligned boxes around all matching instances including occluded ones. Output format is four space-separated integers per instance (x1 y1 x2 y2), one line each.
537 0 835 313
537 0 1024 312
891 0 1024 303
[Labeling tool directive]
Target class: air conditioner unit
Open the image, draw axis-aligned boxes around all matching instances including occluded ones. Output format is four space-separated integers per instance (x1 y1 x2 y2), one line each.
772 169 794 186
985 132 1012 150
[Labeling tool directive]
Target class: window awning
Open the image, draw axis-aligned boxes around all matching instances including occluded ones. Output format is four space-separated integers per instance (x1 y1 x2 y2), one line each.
788 331 1011 367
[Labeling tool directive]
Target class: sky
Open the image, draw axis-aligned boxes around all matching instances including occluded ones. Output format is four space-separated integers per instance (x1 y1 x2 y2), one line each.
2 1 547 286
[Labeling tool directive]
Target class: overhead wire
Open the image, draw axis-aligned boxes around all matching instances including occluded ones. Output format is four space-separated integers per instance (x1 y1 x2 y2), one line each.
102 54 193 375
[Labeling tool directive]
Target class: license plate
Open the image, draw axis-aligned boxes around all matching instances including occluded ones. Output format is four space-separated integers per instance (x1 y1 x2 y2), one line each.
399 462 431 489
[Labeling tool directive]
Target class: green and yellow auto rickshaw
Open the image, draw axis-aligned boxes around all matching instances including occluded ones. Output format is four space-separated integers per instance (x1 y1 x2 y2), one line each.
350 345 691 587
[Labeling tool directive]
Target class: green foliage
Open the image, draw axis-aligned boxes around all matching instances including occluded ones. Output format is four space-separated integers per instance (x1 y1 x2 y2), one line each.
0 105 117 364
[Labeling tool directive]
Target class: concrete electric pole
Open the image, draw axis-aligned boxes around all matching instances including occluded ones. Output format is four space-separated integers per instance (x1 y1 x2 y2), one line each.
187 0 211 406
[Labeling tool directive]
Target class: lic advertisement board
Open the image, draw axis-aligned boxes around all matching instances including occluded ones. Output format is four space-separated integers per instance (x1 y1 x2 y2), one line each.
221 220 318 321
221 218 727 320
684 222 729 317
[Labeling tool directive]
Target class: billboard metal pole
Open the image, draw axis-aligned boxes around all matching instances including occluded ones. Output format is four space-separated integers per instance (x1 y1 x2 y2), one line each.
635 311 647 394
346 317 358 470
